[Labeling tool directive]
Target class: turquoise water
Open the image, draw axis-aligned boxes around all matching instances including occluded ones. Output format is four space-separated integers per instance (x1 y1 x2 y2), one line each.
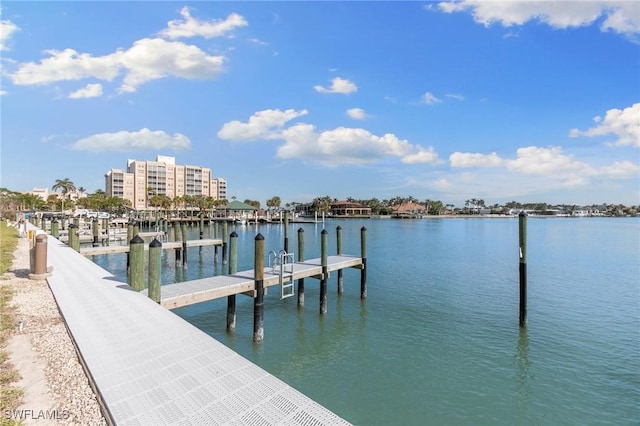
93 218 640 425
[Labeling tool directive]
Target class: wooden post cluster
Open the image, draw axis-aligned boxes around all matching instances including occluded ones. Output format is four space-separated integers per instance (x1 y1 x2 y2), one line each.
519 212 527 327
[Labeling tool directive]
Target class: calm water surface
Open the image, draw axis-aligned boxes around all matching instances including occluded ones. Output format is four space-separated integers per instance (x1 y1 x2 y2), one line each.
94 217 640 425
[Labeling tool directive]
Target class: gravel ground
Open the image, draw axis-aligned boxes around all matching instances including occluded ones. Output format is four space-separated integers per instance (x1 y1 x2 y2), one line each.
4 233 107 425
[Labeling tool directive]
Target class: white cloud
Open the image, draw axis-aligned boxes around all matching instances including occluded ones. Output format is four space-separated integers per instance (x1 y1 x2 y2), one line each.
218 109 439 166
7 38 226 93
158 7 248 40
436 1 640 38
6 8 239 93
314 77 357 94
446 93 464 101
118 38 225 93
421 92 441 105
570 103 640 147
1 19 19 51
217 108 308 141
447 145 639 189
450 152 504 167
0 90 7 96
248 38 268 46
346 108 369 120
71 128 191 152
68 83 103 99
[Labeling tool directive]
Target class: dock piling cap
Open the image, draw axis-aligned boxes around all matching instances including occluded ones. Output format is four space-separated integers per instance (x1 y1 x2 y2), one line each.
130 235 144 244
150 238 162 247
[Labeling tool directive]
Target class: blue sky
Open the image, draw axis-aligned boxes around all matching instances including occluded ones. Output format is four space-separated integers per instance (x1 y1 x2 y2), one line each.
1 1 638 207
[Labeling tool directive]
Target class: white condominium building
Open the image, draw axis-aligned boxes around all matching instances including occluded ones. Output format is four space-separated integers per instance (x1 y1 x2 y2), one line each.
105 155 227 210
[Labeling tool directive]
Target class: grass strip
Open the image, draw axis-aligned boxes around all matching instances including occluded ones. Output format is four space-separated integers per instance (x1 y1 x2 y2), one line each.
0 220 24 425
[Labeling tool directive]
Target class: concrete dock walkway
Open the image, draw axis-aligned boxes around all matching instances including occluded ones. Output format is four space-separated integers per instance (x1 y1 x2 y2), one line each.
44 234 350 425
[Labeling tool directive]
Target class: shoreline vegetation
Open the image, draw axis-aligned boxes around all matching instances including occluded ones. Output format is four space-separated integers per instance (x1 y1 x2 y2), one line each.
0 221 22 425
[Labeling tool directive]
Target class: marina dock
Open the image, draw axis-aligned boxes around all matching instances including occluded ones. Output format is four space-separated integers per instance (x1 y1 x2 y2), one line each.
79 239 223 256
24 222 352 425
147 255 363 309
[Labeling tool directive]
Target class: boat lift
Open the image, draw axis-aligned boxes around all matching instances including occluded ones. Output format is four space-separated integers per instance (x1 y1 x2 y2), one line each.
268 250 295 299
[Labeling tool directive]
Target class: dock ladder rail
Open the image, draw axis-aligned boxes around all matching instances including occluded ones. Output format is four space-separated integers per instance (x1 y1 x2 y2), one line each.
268 250 295 299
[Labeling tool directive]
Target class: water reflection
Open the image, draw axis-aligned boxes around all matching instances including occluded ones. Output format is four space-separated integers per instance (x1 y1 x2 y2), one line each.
515 328 532 422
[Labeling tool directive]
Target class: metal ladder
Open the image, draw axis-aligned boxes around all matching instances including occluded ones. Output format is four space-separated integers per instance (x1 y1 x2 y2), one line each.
268 250 295 299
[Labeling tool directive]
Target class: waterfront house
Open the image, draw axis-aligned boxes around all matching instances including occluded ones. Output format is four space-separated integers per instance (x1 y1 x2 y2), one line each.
391 202 426 218
330 201 371 217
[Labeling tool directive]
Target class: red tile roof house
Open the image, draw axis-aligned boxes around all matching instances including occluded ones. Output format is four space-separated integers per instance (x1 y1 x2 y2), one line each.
391 202 427 218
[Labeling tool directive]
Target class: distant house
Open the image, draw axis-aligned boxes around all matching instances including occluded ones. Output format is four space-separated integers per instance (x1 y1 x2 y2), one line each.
391 202 426 218
330 201 371 217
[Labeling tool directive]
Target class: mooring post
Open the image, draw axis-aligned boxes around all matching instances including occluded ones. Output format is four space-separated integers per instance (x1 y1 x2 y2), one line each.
284 211 289 253
133 221 139 237
253 233 265 343
92 218 99 247
51 219 59 239
181 222 188 269
127 220 133 242
336 225 344 294
519 212 528 327
222 221 228 265
40 216 46 232
213 221 219 263
227 231 238 332
29 234 51 280
297 227 305 306
148 238 162 302
361 226 367 299
199 215 204 254
68 223 80 252
320 229 328 314
129 235 145 291
60 215 66 230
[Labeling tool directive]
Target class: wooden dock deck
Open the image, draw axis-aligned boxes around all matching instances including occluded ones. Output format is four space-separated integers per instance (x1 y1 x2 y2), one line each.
148 255 363 309
30 224 352 425
80 239 223 256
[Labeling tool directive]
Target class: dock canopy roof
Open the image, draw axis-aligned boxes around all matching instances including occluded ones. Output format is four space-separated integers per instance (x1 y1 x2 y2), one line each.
221 200 257 211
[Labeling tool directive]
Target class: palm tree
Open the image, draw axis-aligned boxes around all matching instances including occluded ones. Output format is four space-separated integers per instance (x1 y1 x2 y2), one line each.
52 178 76 212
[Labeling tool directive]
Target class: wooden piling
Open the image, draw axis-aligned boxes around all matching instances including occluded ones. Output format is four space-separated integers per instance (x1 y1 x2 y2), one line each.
60 215 66 230
253 233 265 343
68 223 80 252
222 221 228 265
284 211 289 253
227 231 238 332
148 238 162 302
51 219 59 238
92 218 99 247
519 212 527 327
129 235 145 291
41 216 46 232
213 221 219 263
320 229 328 314
336 225 343 294
127 220 133 242
181 222 188 269
297 227 305 306
361 226 367 299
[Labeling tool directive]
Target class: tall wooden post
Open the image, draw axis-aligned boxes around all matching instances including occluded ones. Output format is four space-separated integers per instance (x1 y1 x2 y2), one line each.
60 215 66 230
181 222 188 269
133 221 139 238
51 219 59 238
40 216 46 232
213 221 219 263
127 220 133 243
68 223 80 252
227 231 238 332
253 234 265 343
519 212 528 327
129 235 145 291
320 229 328 314
222 221 228 265
336 225 343 293
297 227 305 306
360 226 367 299
148 238 162 302
92 218 99 247
284 211 289 253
